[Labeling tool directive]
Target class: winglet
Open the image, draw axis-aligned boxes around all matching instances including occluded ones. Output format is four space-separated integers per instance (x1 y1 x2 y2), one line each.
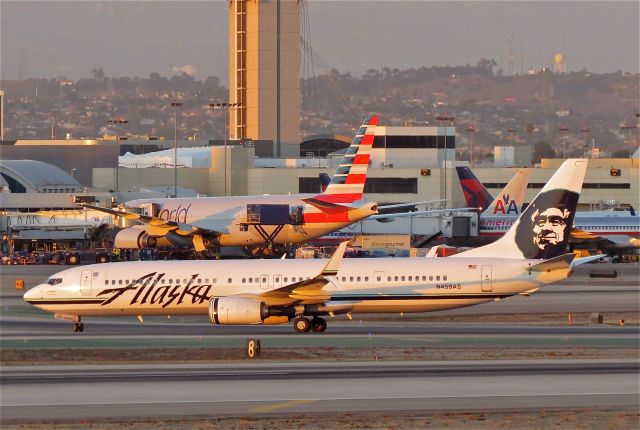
321 241 349 276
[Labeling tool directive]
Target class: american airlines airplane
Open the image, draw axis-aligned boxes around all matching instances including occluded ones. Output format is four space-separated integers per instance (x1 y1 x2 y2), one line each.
25 159 599 333
82 117 383 256
457 166 640 249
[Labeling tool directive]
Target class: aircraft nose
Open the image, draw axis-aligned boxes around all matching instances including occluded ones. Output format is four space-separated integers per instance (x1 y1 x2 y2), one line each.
23 285 43 302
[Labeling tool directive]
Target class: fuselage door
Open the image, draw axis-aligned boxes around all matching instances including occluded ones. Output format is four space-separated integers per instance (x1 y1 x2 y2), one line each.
80 269 93 296
481 265 492 292
260 274 269 290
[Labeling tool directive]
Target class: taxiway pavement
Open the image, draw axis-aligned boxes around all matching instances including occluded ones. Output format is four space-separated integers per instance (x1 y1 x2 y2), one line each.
1 359 637 422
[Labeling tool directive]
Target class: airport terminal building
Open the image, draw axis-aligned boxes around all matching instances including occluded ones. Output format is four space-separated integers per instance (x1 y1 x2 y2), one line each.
1 124 638 253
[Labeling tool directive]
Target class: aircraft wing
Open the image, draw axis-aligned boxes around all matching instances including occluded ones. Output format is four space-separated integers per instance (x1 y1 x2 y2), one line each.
78 203 223 251
258 241 349 306
371 207 479 222
377 199 447 210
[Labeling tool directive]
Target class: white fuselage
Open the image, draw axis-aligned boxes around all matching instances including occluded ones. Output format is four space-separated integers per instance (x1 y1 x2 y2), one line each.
24 257 569 318
480 213 640 247
126 195 376 246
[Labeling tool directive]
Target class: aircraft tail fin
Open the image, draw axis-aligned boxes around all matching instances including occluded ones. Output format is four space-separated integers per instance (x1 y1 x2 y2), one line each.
481 169 530 217
456 159 588 259
322 115 378 201
456 166 493 212
319 173 331 193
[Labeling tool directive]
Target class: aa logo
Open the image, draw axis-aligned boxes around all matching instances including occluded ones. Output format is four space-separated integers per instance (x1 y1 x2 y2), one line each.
493 194 519 215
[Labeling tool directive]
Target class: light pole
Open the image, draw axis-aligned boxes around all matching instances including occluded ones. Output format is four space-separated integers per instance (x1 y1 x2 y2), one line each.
436 114 455 205
580 127 591 157
107 118 129 197
620 123 637 157
465 124 476 167
558 125 569 158
170 102 183 198
209 102 241 196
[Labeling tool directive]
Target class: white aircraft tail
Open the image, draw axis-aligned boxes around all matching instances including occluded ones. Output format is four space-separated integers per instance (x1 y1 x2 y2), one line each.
456 159 588 259
481 169 530 217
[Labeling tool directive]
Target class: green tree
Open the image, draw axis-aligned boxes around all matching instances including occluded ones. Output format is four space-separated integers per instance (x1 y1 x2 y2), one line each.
531 141 556 164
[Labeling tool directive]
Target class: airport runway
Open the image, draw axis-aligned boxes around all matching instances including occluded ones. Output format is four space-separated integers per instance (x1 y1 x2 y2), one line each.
2 360 638 422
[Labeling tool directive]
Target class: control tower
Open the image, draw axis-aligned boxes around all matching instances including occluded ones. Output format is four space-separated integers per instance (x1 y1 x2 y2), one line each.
229 0 301 158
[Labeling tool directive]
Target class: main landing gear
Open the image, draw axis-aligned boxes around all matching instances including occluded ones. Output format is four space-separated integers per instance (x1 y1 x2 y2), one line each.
72 317 84 333
294 317 327 333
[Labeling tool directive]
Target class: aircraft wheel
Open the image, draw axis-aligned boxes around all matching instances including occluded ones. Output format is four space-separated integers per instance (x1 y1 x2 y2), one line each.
78 323 84 333
294 317 311 333
72 323 80 333
311 317 327 333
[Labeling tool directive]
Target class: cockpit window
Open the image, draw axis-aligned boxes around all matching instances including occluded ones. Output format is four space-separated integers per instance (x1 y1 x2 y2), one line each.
46 278 62 285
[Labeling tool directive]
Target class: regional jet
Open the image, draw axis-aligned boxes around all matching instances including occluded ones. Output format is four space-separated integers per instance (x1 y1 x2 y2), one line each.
25 159 600 333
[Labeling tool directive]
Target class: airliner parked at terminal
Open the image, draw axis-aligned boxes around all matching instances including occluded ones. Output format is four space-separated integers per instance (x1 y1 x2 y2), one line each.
82 117 382 256
26 160 598 333
458 166 640 249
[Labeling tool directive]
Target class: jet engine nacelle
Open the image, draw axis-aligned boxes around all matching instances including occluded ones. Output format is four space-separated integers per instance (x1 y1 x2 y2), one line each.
114 227 157 249
208 297 268 325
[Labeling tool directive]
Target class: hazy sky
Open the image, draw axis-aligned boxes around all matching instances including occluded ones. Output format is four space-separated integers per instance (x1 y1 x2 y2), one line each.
1 1 638 81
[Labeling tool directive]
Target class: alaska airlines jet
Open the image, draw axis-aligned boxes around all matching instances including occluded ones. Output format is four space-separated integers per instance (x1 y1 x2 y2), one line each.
25 160 598 333
82 117 381 256
457 166 640 249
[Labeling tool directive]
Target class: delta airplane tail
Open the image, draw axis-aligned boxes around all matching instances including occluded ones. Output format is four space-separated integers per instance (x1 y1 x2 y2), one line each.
456 166 529 216
456 159 588 259
321 115 377 202
456 166 493 212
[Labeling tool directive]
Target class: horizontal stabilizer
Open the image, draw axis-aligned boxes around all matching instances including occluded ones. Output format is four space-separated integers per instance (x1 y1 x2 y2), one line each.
302 197 346 211
528 253 575 272
571 254 608 268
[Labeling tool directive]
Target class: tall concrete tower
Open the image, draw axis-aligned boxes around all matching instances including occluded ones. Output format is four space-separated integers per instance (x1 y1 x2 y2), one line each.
229 0 301 158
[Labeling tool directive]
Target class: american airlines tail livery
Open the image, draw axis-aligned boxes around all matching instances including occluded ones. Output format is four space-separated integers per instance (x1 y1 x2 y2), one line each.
81 116 380 256
26 159 599 333
456 166 529 217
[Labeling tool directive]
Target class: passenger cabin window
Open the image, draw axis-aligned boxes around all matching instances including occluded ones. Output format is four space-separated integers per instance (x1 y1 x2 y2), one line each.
228 278 232 283
443 275 448 281
436 276 440 281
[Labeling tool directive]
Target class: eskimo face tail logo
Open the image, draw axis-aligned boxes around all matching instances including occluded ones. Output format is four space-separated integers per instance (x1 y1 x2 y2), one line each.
493 194 520 215
515 189 579 259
